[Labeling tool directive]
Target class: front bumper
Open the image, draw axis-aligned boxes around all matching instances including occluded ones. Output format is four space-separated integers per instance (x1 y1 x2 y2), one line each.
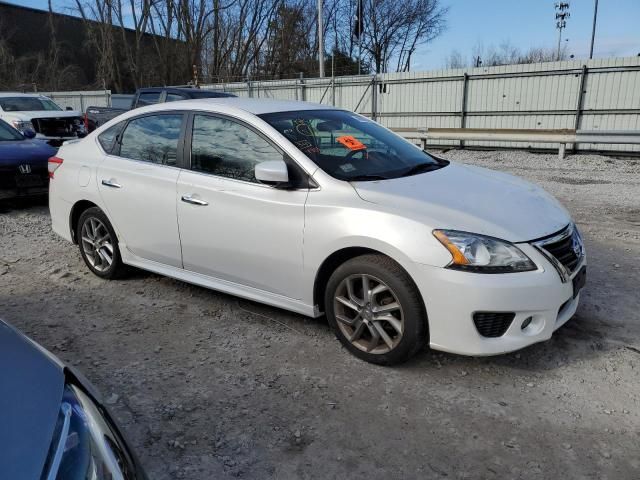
414 243 585 356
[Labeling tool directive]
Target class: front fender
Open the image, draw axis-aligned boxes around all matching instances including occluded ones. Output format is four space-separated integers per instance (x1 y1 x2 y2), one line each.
303 197 452 307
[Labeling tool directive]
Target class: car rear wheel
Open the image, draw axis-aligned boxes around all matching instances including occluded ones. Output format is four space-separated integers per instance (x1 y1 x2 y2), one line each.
324 254 427 365
77 207 127 279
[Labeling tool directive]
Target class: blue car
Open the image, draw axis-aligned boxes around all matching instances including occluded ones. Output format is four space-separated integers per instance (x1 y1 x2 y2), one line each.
0 119 57 200
0 318 148 479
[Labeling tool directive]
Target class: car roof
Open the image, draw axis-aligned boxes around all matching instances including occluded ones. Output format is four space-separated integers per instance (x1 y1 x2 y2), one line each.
166 97 336 115
138 87 235 97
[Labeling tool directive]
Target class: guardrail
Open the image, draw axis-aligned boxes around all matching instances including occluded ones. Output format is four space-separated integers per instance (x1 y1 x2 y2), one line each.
393 128 640 159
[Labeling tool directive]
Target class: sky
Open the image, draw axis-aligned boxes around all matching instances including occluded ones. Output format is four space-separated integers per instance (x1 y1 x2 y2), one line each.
413 0 640 70
8 0 640 71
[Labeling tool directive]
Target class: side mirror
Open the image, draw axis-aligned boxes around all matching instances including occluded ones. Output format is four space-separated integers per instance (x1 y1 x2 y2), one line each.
65 106 73 111
23 129 36 139
255 160 289 186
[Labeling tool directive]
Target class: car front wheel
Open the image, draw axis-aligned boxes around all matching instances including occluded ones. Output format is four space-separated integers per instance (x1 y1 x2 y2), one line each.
324 254 427 365
76 207 127 279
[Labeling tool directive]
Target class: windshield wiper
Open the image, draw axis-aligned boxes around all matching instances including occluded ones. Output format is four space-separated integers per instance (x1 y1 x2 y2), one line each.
401 162 445 177
347 174 390 181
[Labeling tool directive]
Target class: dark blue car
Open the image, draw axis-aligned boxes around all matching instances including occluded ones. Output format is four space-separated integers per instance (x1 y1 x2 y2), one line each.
0 318 148 479
0 119 57 200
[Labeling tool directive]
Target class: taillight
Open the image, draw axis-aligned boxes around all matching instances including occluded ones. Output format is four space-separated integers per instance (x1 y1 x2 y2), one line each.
48 156 64 179
84 112 89 132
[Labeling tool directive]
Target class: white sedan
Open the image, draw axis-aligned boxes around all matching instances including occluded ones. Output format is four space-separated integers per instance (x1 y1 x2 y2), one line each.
49 98 586 365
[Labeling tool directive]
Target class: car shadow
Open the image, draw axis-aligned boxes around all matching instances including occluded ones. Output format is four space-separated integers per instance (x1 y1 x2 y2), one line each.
0 195 48 213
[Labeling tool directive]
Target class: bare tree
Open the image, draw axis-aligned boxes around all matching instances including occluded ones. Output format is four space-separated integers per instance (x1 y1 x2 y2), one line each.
360 0 447 73
444 49 465 69
446 40 571 69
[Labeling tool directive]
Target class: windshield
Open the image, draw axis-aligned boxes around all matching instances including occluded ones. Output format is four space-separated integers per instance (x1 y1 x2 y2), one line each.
0 120 23 141
259 109 446 181
0 96 62 112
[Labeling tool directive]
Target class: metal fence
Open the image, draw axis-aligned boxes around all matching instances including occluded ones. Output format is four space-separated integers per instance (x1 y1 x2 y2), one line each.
40 90 111 112
40 56 640 154
201 56 640 153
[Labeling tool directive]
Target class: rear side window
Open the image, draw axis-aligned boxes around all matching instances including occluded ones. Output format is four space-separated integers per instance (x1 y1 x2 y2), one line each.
136 92 161 106
119 114 183 166
97 122 124 153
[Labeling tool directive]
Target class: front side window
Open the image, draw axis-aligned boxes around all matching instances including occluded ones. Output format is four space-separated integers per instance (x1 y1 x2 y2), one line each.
259 109 447 181
119 114 183 165
0 96 62 112
190 114 281 183
97 122 124 153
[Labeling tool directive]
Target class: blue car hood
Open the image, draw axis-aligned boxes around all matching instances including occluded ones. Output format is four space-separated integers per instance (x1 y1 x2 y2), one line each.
0 139 57 166
0 320 64 480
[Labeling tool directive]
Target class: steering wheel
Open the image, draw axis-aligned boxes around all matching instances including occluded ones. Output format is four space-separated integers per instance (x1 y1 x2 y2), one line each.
344 148 368 162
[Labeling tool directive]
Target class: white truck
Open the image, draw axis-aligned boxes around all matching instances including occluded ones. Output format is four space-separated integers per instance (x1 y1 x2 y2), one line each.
0 93 86 146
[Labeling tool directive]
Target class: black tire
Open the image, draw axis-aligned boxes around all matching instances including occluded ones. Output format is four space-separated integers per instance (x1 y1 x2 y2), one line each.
76 207 128 279
324 254 427 365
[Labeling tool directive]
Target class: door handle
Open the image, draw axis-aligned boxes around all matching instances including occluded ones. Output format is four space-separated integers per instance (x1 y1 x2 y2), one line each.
181 194 208 206
101 179 122 189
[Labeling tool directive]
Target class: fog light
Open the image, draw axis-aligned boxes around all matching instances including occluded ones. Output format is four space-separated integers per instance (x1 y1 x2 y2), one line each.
521 316 533 330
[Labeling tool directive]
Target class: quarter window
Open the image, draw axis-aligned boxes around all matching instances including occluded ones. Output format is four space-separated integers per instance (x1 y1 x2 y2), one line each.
97 122 124 153
119 114 183 166
190 115 281 183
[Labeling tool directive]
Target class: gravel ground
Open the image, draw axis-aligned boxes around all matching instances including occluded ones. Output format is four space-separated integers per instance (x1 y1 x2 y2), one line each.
1 149 639 479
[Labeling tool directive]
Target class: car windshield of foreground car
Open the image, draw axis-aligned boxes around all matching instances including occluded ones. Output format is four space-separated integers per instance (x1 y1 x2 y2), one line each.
0 120 24 141
259 109 447 181
0 97 62 112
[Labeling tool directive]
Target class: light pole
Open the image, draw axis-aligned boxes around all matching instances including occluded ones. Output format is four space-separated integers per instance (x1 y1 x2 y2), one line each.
589 0 599 59
555 2 570 61
318 0 325 77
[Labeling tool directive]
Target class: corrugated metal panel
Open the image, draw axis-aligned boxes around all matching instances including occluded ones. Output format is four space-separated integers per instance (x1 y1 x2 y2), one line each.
44 57 640 153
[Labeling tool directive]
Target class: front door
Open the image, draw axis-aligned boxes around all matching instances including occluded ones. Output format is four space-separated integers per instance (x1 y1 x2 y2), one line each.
177 113 307 299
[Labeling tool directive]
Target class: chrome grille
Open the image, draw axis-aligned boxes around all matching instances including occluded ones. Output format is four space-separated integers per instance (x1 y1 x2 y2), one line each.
533 224 584 281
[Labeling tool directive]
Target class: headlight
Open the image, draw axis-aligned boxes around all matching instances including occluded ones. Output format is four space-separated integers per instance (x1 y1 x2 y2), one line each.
11 120 35 133
41 384 144 479
433 229 536 273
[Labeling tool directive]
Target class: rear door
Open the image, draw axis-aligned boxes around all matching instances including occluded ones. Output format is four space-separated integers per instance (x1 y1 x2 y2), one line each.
97 112 185 267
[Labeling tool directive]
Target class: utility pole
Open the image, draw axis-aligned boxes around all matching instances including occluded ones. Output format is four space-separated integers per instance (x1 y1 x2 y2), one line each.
317 0 325 77
589 0 599 59
555 2 570 61
353 0 364 75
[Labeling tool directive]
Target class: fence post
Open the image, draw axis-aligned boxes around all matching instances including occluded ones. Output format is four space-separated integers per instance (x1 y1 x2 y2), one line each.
371 74 378 122
572 65 588 152
247 75 253 98
460 73 469 148
298 72 305 101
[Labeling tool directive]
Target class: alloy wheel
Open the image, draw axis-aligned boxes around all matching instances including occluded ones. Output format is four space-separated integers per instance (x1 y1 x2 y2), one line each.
333 274 404 354
80 217 114 273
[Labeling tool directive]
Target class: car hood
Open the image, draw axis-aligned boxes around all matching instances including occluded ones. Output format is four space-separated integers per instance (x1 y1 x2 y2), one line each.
352 161 571 242
5 110 81 120
0 139 57 166
0 320 65 480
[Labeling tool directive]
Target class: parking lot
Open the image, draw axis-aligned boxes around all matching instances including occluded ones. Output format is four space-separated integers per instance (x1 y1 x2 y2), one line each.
1 149 639 479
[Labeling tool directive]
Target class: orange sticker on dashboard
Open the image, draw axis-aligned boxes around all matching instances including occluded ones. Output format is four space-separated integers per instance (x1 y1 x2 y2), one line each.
336 135 366 151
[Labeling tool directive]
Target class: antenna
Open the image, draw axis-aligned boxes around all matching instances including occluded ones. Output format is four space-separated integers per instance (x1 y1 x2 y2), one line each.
555 2 570 61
